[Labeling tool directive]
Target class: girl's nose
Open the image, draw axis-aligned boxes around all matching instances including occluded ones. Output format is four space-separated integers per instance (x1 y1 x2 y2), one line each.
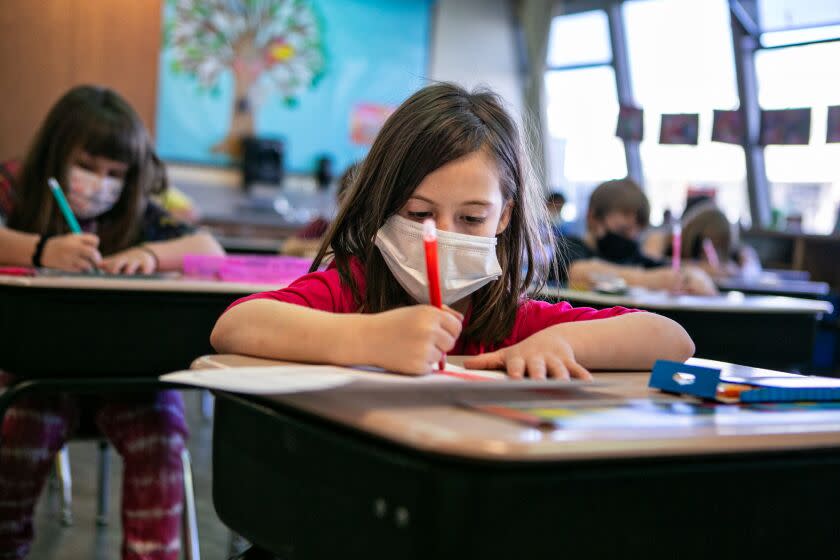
435 215 454 232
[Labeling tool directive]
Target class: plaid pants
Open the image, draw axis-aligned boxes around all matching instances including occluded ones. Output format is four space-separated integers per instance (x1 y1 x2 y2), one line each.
0 389 188 560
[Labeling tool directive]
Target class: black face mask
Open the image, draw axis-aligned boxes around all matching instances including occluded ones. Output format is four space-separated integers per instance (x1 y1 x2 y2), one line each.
596 231 642 262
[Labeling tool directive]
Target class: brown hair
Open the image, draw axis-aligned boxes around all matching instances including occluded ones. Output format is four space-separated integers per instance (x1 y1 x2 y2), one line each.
335 162 359 203
312 83 553 345
9 85 167 255
587 178 650 230
681 201 735 260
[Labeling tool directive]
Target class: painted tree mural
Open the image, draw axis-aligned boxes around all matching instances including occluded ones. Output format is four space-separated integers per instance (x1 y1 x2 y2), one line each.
165 0 325 157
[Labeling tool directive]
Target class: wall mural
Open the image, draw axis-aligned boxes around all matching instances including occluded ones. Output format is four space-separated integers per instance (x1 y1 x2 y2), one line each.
157 0 431 172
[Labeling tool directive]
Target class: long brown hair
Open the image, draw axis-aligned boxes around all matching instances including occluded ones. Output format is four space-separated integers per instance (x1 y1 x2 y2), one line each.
312 83 553 345
9 85 167 254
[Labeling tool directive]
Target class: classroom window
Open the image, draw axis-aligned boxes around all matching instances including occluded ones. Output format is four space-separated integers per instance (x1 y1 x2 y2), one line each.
544 11 625 231
623 0 749 227
546 10 612 67
755 40 840 234
753 0 840 33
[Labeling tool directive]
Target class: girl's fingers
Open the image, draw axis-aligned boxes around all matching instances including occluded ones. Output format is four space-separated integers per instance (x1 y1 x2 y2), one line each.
546 356 570 380
434 328 456 353
425 348 444 368
73 257 93 272
78 234 100 247
441 305 464 321
462 350 504 370
125 259 142 275
525 357 547 380
505 356 526 379
438 310 463 338
568 361 592 381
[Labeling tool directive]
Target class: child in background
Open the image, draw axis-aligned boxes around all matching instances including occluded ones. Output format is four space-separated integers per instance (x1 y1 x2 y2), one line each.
653 201 761 278
281 163 358 258
564 178 717 295
0 85 224 560
211 83 694 379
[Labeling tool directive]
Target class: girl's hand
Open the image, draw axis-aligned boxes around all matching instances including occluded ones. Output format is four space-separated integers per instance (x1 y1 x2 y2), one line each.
41 233 102 272
463 329 592 380
681 267 719 296
100 246 157 275
368 305 463 375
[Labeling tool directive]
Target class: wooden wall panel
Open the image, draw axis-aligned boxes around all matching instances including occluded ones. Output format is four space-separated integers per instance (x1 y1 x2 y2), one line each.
0 0 162 161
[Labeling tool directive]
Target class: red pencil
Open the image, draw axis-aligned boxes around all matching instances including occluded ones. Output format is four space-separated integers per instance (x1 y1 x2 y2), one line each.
423 219 446 371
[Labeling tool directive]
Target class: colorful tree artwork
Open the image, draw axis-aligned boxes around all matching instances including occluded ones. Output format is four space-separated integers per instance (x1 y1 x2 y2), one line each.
164 0 326 157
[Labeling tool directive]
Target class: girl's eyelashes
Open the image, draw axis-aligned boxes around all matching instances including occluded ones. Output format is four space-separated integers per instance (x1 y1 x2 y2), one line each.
462 215 486 225
407 211 433 220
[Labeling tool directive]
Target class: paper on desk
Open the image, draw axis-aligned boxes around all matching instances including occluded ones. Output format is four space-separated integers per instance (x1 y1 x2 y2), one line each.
160 362 509 394
160 366 355 394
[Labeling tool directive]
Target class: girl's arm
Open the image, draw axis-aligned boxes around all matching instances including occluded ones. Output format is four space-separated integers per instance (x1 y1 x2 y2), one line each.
0 227 102 271
210 298 463 375
465 312 694 378
548 312 694 370
145 231 224 270
569 259 673 290
0 226 39 265
101 231 225 274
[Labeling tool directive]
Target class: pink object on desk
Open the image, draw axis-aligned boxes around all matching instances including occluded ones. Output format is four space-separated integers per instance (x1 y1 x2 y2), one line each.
182 255 313 283
0 267 35 277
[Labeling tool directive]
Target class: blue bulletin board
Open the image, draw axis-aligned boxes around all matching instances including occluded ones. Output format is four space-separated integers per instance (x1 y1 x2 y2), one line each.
156 0 432 173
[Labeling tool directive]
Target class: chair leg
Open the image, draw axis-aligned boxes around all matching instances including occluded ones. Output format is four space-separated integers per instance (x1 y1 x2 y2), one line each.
228 532 251 557
96 441 111 526
200 391 214 421
181 448 201 560
55 446 73 527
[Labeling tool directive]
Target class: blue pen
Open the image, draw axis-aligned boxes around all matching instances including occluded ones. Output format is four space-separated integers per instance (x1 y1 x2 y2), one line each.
48 177 82 234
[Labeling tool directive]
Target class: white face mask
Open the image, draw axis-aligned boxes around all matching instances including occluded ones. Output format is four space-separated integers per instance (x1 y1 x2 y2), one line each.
374 215 503 305
67 165 124 219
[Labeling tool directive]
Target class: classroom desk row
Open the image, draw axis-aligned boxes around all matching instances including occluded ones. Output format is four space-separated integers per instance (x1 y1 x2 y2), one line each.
0 274 831 378
197 354 840 558
1 273 838 558
536 286 833 371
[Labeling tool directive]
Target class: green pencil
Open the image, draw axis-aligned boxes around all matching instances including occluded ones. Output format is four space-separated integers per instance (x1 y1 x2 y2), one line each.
48 177 82 234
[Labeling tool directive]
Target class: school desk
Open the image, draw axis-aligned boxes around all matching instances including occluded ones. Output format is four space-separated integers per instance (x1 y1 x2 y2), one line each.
193 354 840 559
0 274 277 378
535 287 833 370
715 274 830 299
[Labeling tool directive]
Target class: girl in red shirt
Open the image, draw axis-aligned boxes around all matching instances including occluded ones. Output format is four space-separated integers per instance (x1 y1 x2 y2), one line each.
212 83 695 378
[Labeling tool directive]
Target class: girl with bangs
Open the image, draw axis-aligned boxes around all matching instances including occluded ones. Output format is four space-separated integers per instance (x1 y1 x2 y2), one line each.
0 85 222 560
212 82 694 379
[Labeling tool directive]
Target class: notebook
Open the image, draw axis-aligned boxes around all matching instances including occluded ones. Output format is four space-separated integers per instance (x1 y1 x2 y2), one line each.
649 360 840 403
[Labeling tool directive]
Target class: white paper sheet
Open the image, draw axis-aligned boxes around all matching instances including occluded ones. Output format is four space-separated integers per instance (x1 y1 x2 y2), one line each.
160 366 355 394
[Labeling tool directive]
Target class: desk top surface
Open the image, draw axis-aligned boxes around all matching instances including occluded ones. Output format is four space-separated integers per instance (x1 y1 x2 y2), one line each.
538 287 833 314
716 276 830 297
0 274 279 294
196 354 840 464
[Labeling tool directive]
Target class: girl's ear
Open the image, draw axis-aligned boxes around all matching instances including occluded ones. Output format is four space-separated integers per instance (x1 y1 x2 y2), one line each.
496 200 513 235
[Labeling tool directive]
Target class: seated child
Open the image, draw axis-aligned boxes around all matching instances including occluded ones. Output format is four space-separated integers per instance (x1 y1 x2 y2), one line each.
211 83 695 380
0 85 224 560
564 178 717 295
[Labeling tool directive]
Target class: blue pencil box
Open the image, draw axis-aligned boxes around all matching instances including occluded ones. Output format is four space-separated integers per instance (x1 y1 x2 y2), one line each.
649 360 840 403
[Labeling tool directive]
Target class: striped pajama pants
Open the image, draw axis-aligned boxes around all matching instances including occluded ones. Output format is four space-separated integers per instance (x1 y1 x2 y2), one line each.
0 389 188 560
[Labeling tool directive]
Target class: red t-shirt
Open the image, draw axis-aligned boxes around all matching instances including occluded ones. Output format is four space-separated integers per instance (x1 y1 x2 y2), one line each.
229 258 638 355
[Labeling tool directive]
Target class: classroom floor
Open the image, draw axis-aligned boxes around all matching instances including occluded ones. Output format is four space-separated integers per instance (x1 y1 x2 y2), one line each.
28 391 233 560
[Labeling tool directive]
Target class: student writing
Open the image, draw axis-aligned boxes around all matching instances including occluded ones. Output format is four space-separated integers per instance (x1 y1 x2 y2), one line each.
211 83 695 379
